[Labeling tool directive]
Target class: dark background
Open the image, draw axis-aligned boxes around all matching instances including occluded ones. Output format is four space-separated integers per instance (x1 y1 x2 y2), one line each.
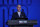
0 0 40 27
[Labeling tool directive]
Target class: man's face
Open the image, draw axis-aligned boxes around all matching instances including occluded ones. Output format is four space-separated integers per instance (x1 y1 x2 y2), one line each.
17 5 21 12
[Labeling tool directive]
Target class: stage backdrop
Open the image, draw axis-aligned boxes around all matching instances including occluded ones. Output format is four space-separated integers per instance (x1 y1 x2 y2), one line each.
0 0 40 27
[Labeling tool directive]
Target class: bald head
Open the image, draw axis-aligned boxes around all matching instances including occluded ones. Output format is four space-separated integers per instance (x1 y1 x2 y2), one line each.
17 5 21 12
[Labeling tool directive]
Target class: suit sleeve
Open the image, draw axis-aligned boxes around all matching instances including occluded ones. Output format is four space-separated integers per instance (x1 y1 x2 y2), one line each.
11 13 15 20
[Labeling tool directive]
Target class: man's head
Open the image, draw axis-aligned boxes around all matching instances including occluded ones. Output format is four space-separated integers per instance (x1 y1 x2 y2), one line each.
17 5 21 12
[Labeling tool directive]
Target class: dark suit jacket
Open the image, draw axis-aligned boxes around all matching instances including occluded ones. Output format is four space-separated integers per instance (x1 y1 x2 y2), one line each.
11 12 26 20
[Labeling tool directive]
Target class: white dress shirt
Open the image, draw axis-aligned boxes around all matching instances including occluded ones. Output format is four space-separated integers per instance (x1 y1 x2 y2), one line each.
17 12 21 17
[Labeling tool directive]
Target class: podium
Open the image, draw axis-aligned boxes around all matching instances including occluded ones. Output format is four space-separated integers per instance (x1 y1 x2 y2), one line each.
6 18 37 27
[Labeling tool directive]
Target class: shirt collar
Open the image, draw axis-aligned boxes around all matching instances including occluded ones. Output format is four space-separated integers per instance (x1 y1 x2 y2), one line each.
17 11 21 13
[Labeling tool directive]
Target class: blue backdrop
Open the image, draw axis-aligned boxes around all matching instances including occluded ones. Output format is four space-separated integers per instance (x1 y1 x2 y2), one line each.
0 0 40 27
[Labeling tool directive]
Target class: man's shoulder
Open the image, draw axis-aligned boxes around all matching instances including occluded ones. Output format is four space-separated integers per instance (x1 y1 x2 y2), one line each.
14 12 17 14
12 12 17 15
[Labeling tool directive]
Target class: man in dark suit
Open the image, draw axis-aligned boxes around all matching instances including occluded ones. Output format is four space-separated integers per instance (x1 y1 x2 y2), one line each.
11 5 26 20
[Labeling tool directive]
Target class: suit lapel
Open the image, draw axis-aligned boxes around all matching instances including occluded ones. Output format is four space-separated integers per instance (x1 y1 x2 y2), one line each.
16 12 23 18
16 12 19 17
20 12 22 17
17 12 22 17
